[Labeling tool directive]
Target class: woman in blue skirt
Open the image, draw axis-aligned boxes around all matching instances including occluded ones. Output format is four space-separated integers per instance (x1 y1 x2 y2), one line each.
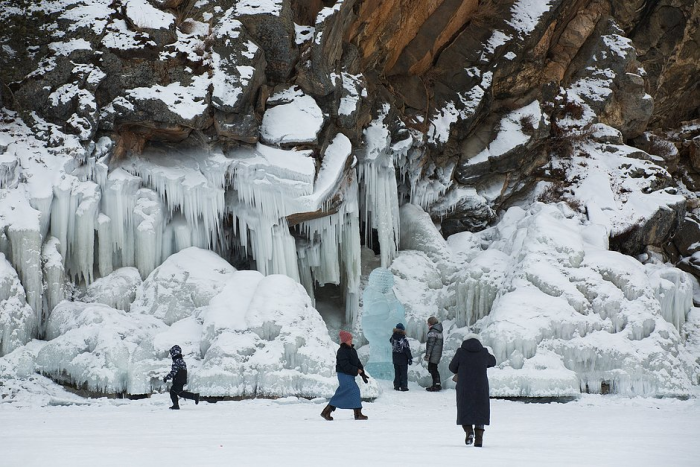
320 330 368 420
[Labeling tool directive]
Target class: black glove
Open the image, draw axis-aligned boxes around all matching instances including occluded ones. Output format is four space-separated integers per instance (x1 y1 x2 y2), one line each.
360 373 369 384
408 359 413 365
163 377 168 383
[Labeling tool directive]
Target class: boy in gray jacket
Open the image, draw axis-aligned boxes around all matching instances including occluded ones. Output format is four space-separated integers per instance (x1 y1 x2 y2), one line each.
424 317 444 391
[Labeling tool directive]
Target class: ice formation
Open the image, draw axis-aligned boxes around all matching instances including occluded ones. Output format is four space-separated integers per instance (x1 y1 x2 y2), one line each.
390 203 696 397
358 106 402 268
36 301 166 394
362 268 405 380
0 253 37 356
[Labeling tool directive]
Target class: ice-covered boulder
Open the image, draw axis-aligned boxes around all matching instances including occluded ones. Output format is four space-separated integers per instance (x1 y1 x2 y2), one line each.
0 254 37 356
85 267 142 311
191 272 343 398
130 248 235 325
36 301 165 394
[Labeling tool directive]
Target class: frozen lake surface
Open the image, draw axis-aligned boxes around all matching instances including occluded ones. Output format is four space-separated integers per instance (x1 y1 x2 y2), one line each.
2 380 699 466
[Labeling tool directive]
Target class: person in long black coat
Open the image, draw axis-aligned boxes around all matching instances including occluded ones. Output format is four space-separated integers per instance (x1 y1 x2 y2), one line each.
448 337 496 447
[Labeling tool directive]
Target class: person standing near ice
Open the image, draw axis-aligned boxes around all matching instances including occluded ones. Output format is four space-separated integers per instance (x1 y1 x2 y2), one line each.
390 323 412 391
163 345 200 410
320 331 369 421
424 316 444 391
448 335 496 447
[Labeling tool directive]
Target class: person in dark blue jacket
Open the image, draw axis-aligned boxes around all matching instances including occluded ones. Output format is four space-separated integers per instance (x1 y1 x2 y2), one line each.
163 345 200 410
390 323 413 391
448 336 496 447
320 331 368 421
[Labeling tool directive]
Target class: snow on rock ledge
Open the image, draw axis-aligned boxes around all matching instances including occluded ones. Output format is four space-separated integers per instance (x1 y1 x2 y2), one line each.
260 88 325 146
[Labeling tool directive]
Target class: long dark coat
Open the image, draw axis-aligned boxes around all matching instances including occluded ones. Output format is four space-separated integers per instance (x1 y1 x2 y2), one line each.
448 338 496 425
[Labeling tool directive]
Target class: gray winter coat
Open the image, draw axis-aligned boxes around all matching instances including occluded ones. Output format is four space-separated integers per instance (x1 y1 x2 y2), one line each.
425 322 443 364
448 338 496 425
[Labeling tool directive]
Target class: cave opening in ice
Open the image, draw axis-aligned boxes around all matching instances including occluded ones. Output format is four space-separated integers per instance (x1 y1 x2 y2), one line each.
313 283 346 341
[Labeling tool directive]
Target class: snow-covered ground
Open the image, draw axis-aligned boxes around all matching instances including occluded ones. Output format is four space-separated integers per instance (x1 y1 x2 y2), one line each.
2 380 699 467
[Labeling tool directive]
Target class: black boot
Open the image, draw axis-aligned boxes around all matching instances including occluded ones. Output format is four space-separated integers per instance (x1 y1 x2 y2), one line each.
463 425 474 445
169 405 180 410
474 428 485 447
320 404 335 421
353 408 368 420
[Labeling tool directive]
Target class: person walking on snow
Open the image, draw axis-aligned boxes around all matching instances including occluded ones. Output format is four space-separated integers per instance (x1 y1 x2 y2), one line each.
163 345 200 410
390 323 412 391
320 331 369 421
424 317 444 391
448 336 496 447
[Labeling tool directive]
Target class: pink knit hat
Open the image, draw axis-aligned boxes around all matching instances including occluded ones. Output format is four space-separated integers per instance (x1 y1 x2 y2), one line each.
339 330 352 344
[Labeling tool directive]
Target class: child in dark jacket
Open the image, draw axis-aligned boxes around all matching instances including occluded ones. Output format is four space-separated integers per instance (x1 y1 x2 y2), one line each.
390 323 413 391
163 345 200 409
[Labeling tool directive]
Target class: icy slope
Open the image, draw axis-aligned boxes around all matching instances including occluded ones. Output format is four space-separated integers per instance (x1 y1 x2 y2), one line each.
391 203 696 397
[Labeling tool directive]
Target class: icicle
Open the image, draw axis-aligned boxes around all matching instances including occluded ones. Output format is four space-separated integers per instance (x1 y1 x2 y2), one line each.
100 168 141 268
41 237 65 336
358 106 401 267
97 214 113 277
68 180 101 284
133 188 165 278
50 174 78 261
0 252 38 356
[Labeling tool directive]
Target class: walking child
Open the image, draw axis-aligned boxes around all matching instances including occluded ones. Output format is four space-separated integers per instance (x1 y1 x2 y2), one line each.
390 323 412 391
163 345 200 410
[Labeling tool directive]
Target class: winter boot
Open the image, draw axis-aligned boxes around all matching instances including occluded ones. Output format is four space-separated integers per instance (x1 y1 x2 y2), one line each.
474 428 485 447
169 405 180 410
463 425 474 445
353 408 368 420
320 404 335 421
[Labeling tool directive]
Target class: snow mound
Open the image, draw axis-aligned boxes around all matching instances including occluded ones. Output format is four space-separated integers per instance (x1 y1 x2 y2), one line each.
85 267 142 311
36 301 165 394
130 247 235 325
192 272 344 398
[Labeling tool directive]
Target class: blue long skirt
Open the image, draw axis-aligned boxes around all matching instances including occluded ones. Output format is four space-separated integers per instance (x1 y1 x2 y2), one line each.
329 372 362 409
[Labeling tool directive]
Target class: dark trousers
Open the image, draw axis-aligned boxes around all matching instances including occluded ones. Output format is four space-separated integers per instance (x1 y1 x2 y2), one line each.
170 384 197 407
393 363 408 389
428 362 441 387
